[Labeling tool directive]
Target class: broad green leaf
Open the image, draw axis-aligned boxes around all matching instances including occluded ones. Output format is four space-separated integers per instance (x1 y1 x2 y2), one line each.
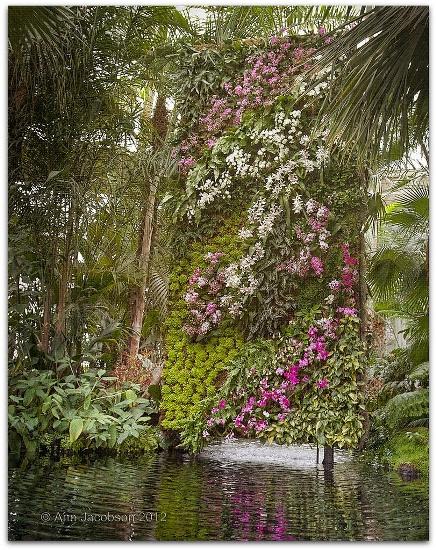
125 389 137 402
69 417 84 443
108 424 117 448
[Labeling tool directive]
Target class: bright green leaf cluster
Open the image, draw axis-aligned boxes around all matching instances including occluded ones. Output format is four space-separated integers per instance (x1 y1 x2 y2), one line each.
8 368 158 457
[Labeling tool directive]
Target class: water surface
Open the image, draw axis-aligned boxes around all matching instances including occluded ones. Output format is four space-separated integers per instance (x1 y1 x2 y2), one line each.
9 441 428 541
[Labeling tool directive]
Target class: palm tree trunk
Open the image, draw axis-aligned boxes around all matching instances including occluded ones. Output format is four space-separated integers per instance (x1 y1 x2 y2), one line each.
126 95 168 358
126 184 157 357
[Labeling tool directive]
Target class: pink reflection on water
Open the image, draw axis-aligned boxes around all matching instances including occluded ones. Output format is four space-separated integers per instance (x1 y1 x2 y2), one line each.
227 483 296 541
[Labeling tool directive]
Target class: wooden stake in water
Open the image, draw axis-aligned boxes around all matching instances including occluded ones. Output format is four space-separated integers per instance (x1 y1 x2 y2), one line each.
322 445 334 469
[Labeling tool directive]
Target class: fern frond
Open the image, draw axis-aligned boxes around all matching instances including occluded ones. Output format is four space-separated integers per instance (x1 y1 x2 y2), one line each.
368 247 420 303
381 389 429 429
408 362 429 383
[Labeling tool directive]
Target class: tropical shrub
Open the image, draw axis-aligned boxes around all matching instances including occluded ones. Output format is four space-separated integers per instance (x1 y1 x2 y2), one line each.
364 350 429 451
381 388 429 430
367 178 429 364
8 368 159 457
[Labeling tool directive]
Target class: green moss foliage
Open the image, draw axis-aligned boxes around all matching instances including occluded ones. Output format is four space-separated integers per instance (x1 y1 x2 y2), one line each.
161 223 246 430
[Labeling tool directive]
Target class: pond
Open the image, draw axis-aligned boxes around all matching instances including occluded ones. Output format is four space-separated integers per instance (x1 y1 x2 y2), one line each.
9 441 428 541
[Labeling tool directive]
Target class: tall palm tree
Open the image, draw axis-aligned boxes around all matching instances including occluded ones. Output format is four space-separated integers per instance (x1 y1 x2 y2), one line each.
8 6 192 367
125 96 176 359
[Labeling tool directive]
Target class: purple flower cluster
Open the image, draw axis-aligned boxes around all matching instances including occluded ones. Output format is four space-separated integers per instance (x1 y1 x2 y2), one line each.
178 155 196 174
199 41 316 139
204 309 340 436
183 252 226 337
296 200 330 248
325 243 359 297
279 324 331 391
277 198 330 278
201 242 361 442
318 26 333 44
310 256 324 276
176 37 321 167
222 376 295 435
339 243 359 290
337 307 358 317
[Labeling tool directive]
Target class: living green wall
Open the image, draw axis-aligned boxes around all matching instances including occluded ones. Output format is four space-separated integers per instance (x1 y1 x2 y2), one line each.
160 33 367 446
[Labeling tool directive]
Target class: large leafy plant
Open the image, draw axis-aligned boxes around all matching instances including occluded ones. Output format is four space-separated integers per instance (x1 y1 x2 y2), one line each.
365 350 429 450
8 368 157 457
367 179 429 364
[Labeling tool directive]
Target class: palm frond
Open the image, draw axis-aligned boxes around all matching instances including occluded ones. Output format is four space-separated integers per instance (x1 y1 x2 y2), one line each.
364 191 386 233
308 6 429 162
187 5 357 45
402 314 429 349
8 6 75 51
386 182 429 236
368 247 420 303
367 171 428 361
147 268 169 316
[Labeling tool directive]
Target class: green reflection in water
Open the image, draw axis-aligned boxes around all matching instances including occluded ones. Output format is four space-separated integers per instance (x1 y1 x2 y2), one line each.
9 453 428 541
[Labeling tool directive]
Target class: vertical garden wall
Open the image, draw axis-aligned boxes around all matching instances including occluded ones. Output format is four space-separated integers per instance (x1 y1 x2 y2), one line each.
161 32 367 451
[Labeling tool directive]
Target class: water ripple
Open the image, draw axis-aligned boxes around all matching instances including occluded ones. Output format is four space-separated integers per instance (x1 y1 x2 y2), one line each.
8 443 428 541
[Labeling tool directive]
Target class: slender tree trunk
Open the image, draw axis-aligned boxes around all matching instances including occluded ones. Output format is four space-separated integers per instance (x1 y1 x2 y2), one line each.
39 221 59 356
56 258 70 340
55 199 75 344
125 95 168 359
40 288 52 353
126 185 158 357
55 270 68 346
